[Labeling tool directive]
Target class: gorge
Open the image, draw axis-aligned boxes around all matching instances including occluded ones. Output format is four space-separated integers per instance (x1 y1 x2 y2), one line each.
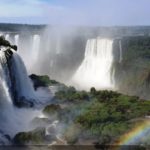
0 24 150 148
1 25 150 100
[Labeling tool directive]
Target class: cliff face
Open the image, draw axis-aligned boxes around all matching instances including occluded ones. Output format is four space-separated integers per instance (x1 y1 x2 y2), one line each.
113 36 150 99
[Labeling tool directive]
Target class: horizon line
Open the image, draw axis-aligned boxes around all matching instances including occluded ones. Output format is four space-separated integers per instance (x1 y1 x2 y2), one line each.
1 22 150 27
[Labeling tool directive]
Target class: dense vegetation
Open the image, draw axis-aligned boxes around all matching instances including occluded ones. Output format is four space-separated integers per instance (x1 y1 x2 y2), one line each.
13 128 47 145
14 73 150 146
0 23 45 33
12 34 150 146
43 104 61 116
113 36 150 99
55 86 89 102
55 87 150 144
122 36 150 63
29 74 59 89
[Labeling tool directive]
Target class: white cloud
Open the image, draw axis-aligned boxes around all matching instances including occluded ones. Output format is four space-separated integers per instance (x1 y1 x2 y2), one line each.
0 0 49 17
0 0 88 25
0 0 68 24
0 0 150 25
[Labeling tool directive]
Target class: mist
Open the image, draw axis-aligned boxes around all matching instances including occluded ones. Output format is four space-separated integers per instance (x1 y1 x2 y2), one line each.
0 0 150 147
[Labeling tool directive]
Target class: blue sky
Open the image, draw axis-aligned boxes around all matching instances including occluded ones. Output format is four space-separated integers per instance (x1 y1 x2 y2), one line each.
0 0 150 26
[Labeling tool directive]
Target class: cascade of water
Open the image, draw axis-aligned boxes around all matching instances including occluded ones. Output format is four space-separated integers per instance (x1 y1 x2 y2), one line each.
10 50 36 100
14 34 19 46
0 48 52 144
56 36 61 54
0 33 3 36
0 50 15 144
72 38 114 90
5 34 10 41
0 51 12 106
119 40 123 63
31 34 40 63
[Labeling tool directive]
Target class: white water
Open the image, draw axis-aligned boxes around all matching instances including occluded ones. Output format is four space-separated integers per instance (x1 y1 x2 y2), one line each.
72 38 114 90
0 51 12 106
11 50 36 99
0 50 39 143
0 49 52 144
0 33 3 36
56 36 61 54
119 40 123 63
31 35 40 64
14 34 19 46
5 34 10 41
11 50 52 104
45 120 59 135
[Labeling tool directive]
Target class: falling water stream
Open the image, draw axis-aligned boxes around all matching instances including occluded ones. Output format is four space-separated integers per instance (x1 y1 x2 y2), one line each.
72 38 114 90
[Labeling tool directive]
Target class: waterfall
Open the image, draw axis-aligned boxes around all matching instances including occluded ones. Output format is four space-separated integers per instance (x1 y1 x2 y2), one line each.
72 38 114 90
119 40 123 63
0 47 52 144
5 34 10 41
0 51 12 106
56 36 61 54
14 34 19 46
0 50 18 143
0 47 37 105
10 51 36 101
0 33 3 36
31 35 40 63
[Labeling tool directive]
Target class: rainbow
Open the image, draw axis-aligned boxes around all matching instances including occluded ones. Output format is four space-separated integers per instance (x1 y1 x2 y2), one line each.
114 119 150 146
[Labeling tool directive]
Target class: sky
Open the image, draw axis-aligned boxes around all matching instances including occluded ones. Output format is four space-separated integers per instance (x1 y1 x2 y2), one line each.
0 0 150 26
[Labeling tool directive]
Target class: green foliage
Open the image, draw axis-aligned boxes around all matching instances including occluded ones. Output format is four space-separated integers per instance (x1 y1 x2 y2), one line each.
0 23 45 32
29 74 60 89
91 90 121 102
29 74 150 145
54 85 150 145
38 75 52 85
64 124 81 144
13 128 45 145
55 87 89 101
122 36 150 62
43 104 61 116
37 75 58 86
113 36 150 99
69 89 150 144
90 87 96 95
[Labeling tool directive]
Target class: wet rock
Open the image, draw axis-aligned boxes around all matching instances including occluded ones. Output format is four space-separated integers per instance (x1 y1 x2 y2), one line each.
11 45 17 51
